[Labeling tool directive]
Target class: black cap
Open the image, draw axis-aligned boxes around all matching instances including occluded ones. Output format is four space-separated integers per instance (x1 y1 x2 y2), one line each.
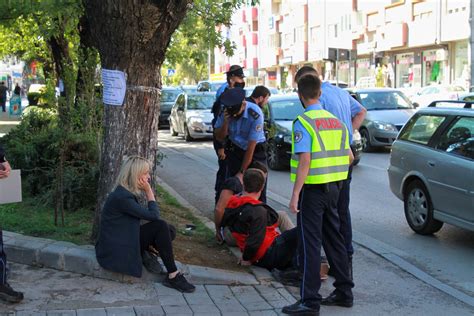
226 65 245 78
220 88 246 108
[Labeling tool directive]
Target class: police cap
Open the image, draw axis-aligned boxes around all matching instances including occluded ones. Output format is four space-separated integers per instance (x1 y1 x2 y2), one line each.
220 88 246 108
226 65 245 78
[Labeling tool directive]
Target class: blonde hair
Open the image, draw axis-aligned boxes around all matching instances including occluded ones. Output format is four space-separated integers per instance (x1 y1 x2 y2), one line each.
115 155 151 195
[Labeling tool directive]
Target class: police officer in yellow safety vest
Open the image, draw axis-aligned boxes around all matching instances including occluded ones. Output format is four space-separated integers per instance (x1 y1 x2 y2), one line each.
282 74 354 316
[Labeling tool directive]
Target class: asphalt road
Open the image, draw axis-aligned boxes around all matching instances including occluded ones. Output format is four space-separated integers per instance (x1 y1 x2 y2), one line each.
157 130 474 300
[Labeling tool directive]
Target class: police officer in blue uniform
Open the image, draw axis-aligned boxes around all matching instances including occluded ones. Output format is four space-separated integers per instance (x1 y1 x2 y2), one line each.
212 65 246 204
214 88 268 202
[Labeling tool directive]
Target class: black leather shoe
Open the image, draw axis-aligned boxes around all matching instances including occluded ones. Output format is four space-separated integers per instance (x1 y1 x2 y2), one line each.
282 301 320 315
321 291 353 307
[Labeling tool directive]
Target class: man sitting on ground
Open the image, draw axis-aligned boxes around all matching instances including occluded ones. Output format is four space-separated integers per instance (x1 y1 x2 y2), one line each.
221 169 298 271
214 160 294 245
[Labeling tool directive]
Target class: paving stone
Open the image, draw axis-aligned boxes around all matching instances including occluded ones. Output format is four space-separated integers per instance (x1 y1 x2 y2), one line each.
15 312 47 316
157 294 187 306
219 312 249 316
249 266 274 282
105 306 136 316
192 313 221 316
76 308 106 316
188 265 258 285
249 311 278 316
133 305 164 316
37 244 67 270
154 283 184 296
205 285 233 298
46 310 76 316
230 285 259 296
213 299 246 313
91 265 123 282
243 300 273 311
267 300 291 308
271 281 284 289
0 312 14 316
188 304 220 313
276 287 296 303
63 247 96 276
161 305 192 315
183 292 214 305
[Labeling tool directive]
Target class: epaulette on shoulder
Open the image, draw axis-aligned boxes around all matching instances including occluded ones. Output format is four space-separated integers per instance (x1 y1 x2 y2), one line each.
248 107 260 120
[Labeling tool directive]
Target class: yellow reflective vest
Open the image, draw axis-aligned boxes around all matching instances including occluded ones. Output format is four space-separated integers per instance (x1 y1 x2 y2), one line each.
290 109 350 184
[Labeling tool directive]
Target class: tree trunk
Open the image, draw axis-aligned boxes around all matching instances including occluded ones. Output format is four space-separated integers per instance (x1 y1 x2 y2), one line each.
85 0 191 241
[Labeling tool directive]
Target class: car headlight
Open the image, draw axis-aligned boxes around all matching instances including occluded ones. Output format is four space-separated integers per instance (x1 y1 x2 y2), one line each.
188 117 204 131
283 135 292 143
373 121 397 131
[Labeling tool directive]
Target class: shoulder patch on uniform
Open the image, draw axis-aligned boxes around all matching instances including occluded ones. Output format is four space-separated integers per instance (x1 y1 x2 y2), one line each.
248 108 260 120
294 131 303 143
256 124 263 132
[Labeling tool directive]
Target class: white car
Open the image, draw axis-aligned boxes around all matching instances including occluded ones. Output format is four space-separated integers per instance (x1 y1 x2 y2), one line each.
169 92 215 141
411 85 465 108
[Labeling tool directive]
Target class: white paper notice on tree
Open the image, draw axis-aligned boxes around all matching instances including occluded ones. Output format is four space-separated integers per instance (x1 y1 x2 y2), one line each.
102 69 126 106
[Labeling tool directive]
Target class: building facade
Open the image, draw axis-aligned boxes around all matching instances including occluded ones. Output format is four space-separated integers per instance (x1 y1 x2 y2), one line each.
214 0 471 90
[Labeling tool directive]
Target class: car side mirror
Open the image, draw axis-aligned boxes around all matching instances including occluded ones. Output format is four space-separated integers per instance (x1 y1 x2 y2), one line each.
412 102 419 109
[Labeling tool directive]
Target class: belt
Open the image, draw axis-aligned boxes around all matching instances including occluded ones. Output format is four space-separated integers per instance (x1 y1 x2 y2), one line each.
227 141 267 152
304 181 343 192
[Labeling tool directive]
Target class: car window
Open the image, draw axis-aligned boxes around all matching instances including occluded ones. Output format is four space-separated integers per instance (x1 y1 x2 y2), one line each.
176 95 185 109
462 95 474 102
161 90 180 102
399 114 446 145
436 117 474 159
270 100 304 120
210 82 225 92
357 91 412 110
187 95 214 110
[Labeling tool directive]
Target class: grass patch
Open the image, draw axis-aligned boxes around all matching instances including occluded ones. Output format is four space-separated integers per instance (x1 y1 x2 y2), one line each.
0 197 93 245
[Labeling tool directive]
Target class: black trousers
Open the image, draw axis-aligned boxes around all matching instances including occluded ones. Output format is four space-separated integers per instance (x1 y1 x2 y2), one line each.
226 142 267 203
139 220 178 274
297 182 354 306
256 228 298 270
214 145 228 205
0 230 6 285
0 101 5 112
338 165 353 256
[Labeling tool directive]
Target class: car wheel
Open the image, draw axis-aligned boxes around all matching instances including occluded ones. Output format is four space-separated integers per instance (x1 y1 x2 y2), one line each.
360 129 373 152
170 121 178 136
184 124 193 142
266 141 284 170
404 180 443 235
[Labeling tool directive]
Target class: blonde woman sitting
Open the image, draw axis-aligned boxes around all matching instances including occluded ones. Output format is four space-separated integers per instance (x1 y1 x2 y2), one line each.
95 156 195 293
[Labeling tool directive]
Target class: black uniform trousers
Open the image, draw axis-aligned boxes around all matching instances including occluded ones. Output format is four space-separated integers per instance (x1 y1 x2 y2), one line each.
225 142 268 203
337 165 353 257
213 140 228 205
297 182 354 307
0 230 7 285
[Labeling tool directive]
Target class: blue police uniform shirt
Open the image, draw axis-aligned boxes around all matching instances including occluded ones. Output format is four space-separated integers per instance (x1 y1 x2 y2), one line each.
293 104 322 154
215 100 265 150
319 81 363 143
216 82 229 99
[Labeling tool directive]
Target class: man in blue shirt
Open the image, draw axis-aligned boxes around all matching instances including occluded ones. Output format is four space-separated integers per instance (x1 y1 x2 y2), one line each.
295 66 366 279
212 65 246 205
214 88 268 202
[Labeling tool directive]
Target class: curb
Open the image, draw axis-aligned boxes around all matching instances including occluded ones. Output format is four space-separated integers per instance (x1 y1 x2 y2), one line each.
4 231 259 286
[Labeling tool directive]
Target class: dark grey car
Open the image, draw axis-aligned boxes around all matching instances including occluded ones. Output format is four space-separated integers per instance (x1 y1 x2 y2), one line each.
347 88 416 151
388 101 474 234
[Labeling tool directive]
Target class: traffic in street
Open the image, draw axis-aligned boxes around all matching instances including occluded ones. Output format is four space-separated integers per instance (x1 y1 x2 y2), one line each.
157 129 474 300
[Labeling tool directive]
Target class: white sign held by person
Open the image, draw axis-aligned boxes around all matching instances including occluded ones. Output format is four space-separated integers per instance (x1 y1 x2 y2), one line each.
102 69 126 106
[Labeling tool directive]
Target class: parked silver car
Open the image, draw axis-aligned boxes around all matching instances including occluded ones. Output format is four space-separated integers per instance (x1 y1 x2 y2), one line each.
347 88 416 151
388 101 474 234
168 92 215 141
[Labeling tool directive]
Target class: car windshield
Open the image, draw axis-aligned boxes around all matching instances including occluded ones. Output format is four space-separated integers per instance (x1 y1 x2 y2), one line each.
210 82 225 92
358 91 413 110
161 90 180 102
187 95 214 110
270 99 304 120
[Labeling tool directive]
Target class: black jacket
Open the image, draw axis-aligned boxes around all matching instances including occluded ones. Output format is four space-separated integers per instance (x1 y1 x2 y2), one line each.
95 185 160 277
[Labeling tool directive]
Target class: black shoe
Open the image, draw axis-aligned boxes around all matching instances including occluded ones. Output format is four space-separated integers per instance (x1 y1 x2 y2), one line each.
282 301 319 315
321 291 353 308
162 272 195 293
142 251 164 274
0 283 24 303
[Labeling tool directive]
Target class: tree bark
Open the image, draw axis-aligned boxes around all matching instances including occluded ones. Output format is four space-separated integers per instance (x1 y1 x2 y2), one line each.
84 0 191 241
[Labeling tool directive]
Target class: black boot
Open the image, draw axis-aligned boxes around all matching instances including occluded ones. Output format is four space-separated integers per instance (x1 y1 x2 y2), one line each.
0 283 24 303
